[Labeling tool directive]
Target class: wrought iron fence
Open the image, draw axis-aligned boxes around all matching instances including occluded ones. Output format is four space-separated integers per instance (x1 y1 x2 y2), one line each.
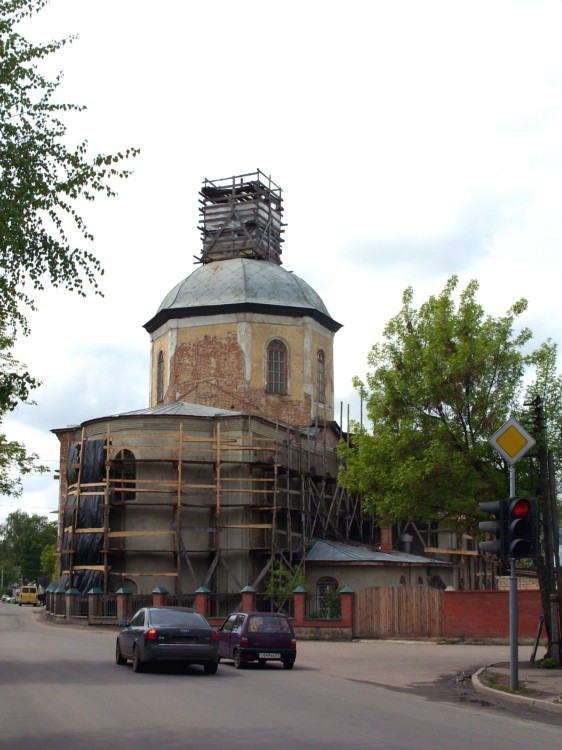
100 594 117 618
208 593 242 618
130 594 153 612
254 593 294 617
305 592 341 620
77 595 89 618
165 595 196 608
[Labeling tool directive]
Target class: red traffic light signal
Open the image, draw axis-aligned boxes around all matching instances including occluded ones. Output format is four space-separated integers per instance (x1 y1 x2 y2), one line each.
508 497 538 559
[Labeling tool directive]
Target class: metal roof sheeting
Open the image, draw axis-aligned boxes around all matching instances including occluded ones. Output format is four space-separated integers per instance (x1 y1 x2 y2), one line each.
306 539 451 566
108 402 246 418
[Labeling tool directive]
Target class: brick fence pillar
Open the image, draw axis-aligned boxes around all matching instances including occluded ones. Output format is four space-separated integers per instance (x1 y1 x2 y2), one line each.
194 586 211 618
116 588 133 622
54 586 66 617
292 586 307 625
339 586 355 629
65 588 80 618
87 587 103 623
152 586 168 608
241 585 256 612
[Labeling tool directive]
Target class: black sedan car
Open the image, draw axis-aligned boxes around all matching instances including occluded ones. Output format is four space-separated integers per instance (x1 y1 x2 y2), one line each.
116 607 219 673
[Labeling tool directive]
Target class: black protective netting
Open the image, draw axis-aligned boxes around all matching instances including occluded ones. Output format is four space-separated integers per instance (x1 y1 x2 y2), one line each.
60 439 106 593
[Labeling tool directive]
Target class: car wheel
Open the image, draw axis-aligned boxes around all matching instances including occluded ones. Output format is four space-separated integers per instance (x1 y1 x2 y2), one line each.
132 646 144 673
233 650 244 669
204 661 218 675
258 659 267 667
282 660 294 670
115 640 127 666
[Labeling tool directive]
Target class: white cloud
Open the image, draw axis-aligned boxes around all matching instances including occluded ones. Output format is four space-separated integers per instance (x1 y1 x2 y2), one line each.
3 0 562 523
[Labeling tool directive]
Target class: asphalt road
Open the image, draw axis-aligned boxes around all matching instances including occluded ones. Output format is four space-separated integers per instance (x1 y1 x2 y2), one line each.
0 603 560 750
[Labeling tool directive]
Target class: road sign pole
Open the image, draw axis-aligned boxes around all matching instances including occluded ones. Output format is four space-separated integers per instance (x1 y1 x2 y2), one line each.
509 465 518 691
489 419 536 692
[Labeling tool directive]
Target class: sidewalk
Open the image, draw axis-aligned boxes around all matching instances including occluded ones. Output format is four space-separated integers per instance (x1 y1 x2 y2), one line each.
473 662 562 715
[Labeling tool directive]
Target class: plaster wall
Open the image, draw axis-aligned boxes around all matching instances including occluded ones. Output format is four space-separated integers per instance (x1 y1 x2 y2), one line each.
305 564 454 593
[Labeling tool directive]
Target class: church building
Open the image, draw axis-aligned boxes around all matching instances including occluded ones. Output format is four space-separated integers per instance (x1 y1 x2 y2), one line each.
52 172 384 598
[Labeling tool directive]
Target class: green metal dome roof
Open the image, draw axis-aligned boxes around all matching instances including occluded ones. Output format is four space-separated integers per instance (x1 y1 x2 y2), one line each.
144 258 341 333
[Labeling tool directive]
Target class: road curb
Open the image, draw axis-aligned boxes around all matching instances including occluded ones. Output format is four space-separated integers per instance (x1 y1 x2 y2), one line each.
472 667 562 715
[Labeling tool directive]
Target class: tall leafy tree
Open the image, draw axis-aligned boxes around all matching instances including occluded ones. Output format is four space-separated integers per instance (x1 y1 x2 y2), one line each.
0 326 45 495
520 340 562 497
0 0 138 492
0 509 56 581
338 276 533 532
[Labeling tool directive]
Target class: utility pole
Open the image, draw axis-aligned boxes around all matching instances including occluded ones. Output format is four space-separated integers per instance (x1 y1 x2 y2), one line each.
533 396 561 665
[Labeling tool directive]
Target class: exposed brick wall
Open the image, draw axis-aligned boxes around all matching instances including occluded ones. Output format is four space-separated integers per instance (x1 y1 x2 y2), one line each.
444 590 543 638
167 333 314 426
496 576 540 590
380 527 393 553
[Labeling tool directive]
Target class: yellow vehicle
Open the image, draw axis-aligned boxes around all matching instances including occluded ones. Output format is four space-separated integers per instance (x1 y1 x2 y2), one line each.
19 585 39 607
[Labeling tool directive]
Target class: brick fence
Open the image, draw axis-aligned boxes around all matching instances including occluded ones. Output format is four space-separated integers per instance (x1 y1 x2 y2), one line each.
443 590 543 639
44 585 546 641
44 585 354 639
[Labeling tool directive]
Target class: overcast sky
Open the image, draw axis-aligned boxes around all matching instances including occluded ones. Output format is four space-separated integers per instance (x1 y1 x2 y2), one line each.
3 0 562 524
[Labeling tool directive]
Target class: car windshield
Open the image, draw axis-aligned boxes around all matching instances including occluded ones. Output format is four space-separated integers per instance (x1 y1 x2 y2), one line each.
149 610 207 627
248 615 290 633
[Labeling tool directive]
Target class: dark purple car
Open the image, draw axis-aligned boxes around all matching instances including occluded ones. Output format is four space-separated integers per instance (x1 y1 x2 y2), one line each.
217 611 296 669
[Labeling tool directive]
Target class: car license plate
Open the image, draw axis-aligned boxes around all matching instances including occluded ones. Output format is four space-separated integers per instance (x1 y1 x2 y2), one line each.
259 652 280 659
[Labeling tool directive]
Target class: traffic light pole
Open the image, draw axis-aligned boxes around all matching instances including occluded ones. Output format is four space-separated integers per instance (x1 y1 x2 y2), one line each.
509 466 518 691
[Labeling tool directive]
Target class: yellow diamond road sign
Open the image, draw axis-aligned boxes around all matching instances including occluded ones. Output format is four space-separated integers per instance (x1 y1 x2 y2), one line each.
489 418 536 465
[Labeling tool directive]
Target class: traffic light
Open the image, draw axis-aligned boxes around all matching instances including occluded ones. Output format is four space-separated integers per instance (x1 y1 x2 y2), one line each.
478 500 508 559
507 497 539 559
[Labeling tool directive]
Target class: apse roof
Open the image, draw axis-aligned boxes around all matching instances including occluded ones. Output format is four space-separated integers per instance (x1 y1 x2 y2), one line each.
108 402 246 418
144 258 341 333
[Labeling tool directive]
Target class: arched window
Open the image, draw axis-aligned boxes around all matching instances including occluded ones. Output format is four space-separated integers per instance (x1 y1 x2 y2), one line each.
317 576 339 595
317 349 325 404
267 339 287 395
156 350 165 404
417 576 424 586
111 449 136 502
399 575 406 586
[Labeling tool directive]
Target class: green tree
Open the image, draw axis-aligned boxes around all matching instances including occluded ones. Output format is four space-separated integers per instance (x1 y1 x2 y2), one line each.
39 542 56 580
265 559 307 612
0 509 56 581
0 327 46 496
520 340 562 497
0 0 138 494
338 276 533 532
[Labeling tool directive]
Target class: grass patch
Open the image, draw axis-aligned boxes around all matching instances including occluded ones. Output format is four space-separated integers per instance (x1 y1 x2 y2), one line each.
537 657 560 670
482 672 535 696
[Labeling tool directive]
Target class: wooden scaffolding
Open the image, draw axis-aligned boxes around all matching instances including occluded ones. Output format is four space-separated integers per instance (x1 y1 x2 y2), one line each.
58 416 376 594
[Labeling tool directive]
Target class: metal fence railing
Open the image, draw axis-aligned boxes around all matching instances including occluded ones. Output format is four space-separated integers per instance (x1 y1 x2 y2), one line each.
77 595 89 617
208 594 242 619
254 594 294 617
165 595 196 609
305 593 341 620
